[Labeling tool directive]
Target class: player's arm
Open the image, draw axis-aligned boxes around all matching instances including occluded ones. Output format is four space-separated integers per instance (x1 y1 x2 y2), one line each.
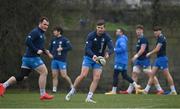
105 36 114 59
25 32 39 53
44 39 53 59
61 39 72 51
132 44 146 62
146 43 162 57
85 36 95 58
114 39 126 53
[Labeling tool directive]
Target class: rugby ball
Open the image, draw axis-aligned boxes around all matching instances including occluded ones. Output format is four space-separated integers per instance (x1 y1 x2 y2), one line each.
96 56 106 66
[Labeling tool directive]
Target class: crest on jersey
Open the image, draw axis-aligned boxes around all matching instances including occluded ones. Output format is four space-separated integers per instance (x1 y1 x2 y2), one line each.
53 41 56 44
94 38 97 41
59 41 62 44
40 35 43 38
138 40 140 43
101 38 105 42
28 36 31 38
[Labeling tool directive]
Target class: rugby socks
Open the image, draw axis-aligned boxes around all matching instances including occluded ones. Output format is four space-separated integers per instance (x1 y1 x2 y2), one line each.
40 88 46 96
52 87 57 92
132 82 138 88
70 87 75 94
127 83 134 93
112 86 117 92
170 85 176 92
87 91 93 99
155 84 163 91
3 82 10 88
144 85 151 93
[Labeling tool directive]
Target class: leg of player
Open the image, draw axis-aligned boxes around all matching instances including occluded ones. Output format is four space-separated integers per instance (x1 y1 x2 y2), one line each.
163 68 177 95
60 70 73 89
121 70 141 93
52 70 59 93
35 64 54 100
105 69 119 95
65 66 89 101
121 66 140 94
0 68 31 96
86 68 102 103
143 67 164 94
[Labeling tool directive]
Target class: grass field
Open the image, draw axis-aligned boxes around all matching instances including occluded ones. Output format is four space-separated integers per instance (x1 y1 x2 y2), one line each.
0 90 180 108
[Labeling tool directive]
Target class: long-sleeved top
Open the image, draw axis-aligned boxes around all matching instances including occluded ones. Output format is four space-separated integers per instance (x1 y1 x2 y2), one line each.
114 35 128 65
24 27 45 57
49 36 72 62
85 31 114 58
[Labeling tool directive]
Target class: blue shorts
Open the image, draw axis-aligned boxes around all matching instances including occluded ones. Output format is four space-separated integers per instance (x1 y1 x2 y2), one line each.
134 59 151 68
114 63 127 71
51 60 67 70
82 56 102 69
21 57 44 69
153 56 168 70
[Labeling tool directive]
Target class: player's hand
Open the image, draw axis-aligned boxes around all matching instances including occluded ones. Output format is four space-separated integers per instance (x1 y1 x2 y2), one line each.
146 52 151 57
104 52 109 59
44 50 53 59
92 55 97 62
37 50 43 54
57 47 63 51
132 54 139 62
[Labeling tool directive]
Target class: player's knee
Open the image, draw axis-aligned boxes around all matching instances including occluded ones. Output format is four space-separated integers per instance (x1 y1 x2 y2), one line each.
61 73 67 78
93 74 101 81
15 68 31 82
52 73 58 79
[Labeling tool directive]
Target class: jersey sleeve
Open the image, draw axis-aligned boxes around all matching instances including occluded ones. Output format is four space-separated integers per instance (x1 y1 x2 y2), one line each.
25 31 39 53
114 38 126 53
48 38 54 54
85 34 95 58
157 37 164 45
106 35 114 55
140 37 148 45
63 38 72 51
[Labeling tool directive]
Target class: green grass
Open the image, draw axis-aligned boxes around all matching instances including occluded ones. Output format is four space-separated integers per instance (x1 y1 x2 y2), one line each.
0 90 180 108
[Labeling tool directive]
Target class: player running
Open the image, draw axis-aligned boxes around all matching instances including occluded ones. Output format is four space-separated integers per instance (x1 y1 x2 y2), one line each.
48 26 73 93
105 28 140 95
120 25 163 94
65 19 114 103
138 26 177 95
0 17 54 100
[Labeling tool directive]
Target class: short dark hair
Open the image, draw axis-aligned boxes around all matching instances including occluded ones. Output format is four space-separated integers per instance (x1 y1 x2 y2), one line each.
119 28 125 34
136 24 144 30
39 16 49 23
53 26 63 35
153 26 162 31
96 19 105 26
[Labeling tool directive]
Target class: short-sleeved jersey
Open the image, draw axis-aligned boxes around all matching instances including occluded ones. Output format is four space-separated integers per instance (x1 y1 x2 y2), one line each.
136 35 149 60
85 31 114 58
24 27 45 57
156 34 166 57
49 36 72 62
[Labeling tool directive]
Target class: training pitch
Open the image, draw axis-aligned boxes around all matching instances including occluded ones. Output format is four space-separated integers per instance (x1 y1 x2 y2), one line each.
0 90 180 108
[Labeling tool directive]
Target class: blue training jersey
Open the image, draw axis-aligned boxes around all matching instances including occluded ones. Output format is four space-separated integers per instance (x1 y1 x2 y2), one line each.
156 34 166 57
24 27 45 57
49 36 72 62
136 35 149 60
85 31 114 58
114 35 128 65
